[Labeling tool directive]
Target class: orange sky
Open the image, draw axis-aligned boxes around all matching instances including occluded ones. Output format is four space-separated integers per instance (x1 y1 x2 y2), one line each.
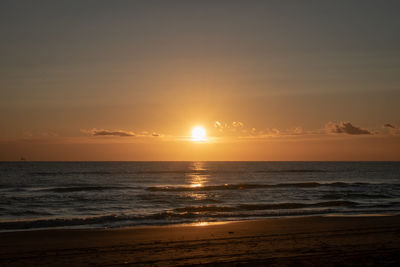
1 1 399 161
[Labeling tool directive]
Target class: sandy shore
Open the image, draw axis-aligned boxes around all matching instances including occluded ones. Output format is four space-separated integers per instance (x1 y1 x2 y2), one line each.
1 215 400 266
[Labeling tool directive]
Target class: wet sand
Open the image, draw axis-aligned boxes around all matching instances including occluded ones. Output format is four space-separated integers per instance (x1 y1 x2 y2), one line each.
1 215 400 266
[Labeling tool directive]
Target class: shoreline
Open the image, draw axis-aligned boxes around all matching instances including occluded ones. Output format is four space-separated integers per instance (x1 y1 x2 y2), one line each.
1 215 400 266
1 211 400 233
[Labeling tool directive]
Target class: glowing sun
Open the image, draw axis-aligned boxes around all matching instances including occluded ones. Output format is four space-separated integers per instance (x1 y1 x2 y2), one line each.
191 126 207 141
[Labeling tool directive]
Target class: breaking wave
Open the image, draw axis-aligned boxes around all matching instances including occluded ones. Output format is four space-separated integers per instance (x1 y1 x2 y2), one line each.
38 186 136 193
174 201 358 212
147 182 384 192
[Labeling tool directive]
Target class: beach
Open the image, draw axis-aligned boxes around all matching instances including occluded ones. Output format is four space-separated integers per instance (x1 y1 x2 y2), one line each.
1 215 400 266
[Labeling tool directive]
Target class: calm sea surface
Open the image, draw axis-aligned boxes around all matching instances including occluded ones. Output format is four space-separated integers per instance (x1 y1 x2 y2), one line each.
0 162 399 231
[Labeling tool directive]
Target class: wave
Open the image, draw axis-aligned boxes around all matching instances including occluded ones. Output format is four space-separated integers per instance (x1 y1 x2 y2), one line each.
38 186 135 193
0 210 343 230
29 170 213 176
255 169 327 173
29 171 117 176
0 213 200 230
0 214 131 230
3 206 400 231
28 169 328 177
175 201 358 213
8 210 54 216
147 182 384 192
321 193 392 200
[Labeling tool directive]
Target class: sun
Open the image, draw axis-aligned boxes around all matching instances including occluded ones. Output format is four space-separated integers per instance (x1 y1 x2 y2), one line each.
191 126 207 141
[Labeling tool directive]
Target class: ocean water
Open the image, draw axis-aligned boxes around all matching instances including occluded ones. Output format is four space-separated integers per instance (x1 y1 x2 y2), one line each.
0 161 400 231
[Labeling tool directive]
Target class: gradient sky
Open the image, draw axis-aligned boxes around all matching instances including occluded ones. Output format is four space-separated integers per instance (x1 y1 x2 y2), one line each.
1 0 400 161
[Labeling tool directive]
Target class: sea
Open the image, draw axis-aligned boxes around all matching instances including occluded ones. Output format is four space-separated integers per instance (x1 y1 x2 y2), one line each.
0 161 400 231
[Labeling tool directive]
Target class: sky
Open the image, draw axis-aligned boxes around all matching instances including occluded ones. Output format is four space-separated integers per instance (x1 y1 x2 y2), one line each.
1 0 400 161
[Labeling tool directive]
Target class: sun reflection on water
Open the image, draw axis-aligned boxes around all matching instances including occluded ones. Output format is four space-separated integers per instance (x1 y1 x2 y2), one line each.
185 162 210 200
187 162 209 188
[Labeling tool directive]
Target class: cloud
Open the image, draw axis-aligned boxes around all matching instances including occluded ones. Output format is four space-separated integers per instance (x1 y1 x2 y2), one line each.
232 121 244 128
325 122 372 135
214 121 227 132
383 123 396 129
214 121 223 128
81 129 166 139
82 129 135 137
214 121 245 131
250 127 309 138
382 123 400 135
291 127 303 135
213 120 311 139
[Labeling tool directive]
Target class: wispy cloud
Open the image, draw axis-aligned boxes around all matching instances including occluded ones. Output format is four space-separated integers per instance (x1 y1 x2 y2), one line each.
82 129 135 137
81 129 165 138
383 123 396 129
382 123 400 135
325 122 372 135
214 121 245 132
243 126 316 139
213 120 308 139
214 120 379 140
